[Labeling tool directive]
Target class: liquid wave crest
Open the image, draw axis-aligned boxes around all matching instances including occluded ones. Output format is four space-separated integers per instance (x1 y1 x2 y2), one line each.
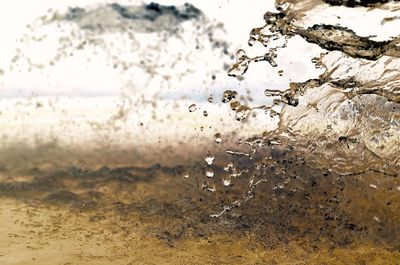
229 0 400 175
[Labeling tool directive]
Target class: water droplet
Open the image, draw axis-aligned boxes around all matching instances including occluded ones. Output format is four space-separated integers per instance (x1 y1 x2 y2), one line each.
204 151 215 165
202 181 216 192
264 12 278 24
224 162 233 172
248 38 256 46
235 106 251 121
230 101 241 110
221 90 238 103
277 70 283 76
203 110 208 117
236 49 247 60
369 184 377 189
200 126 204 131
208 95 214 103
275 0 289 11
188 104 197 112
205 168 214 178
228 60 249 77
182 173 189 179
223 176 231 186
214 133 222 143
311 57 319 63
249 175 255 186
264 89 282 97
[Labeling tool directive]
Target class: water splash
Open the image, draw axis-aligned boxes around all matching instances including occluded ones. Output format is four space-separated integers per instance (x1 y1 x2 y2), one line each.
226 0 400 175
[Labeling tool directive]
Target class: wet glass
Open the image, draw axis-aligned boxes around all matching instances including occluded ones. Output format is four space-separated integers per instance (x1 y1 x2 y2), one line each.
0 1 399 264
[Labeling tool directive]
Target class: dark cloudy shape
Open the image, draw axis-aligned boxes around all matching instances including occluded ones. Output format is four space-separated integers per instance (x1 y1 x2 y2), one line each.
65 2 202 33
110 2 202 21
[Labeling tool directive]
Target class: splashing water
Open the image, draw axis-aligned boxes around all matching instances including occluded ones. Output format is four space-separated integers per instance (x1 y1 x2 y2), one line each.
226 0 400 175
203 0 400 254
1 1 400 263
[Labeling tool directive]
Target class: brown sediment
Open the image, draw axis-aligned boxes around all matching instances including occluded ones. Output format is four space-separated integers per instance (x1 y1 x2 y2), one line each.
0 144 399 264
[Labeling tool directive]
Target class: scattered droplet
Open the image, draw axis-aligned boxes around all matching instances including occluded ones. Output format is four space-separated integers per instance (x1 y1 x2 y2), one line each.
188 104 197 112
222 90 238 103
311 57 319 63
204 151 215 165
264 12 278 24
214 133 222 143
249 175 255 186
202 181 216 192
228 60 249 77
236 49 247 60
223 176 232 186
264 89 282 97
230 101 241 110
235 106 251 121
205 168 214 178
275 0 289 11
224 162 233 172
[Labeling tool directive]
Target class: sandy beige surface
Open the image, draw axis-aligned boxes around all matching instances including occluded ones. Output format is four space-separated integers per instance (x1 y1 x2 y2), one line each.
0 198 399 265
0 150 399 265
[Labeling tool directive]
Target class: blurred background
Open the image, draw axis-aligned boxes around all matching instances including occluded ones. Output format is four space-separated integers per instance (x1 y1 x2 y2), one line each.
0 1 321 161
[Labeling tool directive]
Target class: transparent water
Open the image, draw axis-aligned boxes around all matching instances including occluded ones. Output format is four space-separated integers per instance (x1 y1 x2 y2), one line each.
0 1 399 264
